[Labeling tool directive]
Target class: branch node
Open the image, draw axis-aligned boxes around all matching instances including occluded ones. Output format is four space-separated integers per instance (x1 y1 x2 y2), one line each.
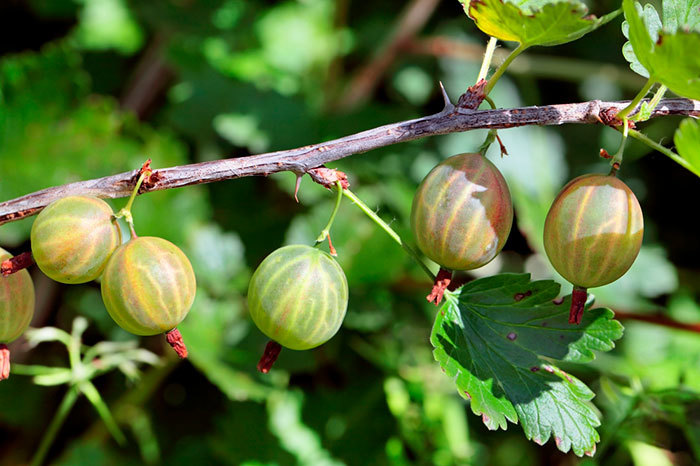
308 167 350 190
457 79 487 111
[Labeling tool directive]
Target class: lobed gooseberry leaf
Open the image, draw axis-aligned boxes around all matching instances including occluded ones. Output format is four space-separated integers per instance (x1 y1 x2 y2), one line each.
431 273 623 456
463 0 620 47
674 118 700 177
622 0 700 99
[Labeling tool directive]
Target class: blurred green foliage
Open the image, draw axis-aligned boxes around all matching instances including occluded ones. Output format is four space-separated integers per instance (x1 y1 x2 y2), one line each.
1 0 699 464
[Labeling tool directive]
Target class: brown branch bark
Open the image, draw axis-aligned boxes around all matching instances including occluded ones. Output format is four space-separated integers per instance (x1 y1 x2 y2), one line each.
1 97 698 226
614 310 700 334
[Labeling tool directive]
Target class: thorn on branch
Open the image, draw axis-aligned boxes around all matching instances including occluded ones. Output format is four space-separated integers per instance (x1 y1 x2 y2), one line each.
1 252 34 276
599 148 612 159
293 174 303 203
495 132 508 157
308 167 350 190
438 81 455 113
457 79 487 111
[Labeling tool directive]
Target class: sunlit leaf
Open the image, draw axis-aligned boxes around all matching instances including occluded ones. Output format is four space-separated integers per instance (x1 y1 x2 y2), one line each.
431 274 623 456
674 118 700 177
622 0 700 98
463 0 620 47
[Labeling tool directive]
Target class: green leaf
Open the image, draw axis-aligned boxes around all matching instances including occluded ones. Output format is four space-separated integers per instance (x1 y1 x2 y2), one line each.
674 118 700 176
663 0 700 32
431 274 623 456
622 0 700 99
464 0 620 47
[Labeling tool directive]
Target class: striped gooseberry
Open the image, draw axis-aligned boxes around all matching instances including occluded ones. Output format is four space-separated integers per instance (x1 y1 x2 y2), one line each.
543 173 643 323
410 153 513 271
247 245 348 352
31 196 121 284
101 237 196 355
1 247 35 380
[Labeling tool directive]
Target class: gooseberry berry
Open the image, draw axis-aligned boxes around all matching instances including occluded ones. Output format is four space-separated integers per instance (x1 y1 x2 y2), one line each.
410 153 513 271
247 244 348 351
0 247 35 380
101 237 196 342
543 173 643 323
31 196 121 284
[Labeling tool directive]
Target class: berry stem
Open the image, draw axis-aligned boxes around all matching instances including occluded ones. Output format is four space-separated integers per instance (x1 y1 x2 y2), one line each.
0 344 10 381
30 386 80 466
615 78 655 121
257 340 282 374
315 181 344 253
476 36 498 84
569 286 588 324
631 84 667 122
626 129 700 177
483 43 528 96
342 189 435 280
165 328 188 359
1 251 34 276
115 160 152 239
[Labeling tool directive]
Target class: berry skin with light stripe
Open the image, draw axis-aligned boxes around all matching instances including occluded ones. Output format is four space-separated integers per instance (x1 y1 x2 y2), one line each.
0 248 35 344
543 174 644 289
247 245 348 351
31 196 121 284
1 247 35 381
410 153 513 271
100 237 196 336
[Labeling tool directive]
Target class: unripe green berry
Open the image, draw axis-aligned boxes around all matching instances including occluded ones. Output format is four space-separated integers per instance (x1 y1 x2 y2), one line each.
247 245 348 351
410 153 513 270
0 248 35 343
101 237 196 336
31 196 121 284
543 174 644 288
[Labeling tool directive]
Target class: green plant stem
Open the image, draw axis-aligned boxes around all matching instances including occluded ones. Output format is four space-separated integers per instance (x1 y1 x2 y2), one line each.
116 170 148 239
30 386 80 466
342 189 435 280
615 78 655 121
626 129 700 177
80 381 126 445
632 84 667 122
476 37 498 83
315 181 343 245
483 44 527 95
611 123 629 169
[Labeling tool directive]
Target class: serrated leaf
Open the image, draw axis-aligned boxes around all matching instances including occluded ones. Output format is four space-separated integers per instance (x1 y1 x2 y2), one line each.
431 273 623 456
674 118 700 176
464 0 620 47
623 0 700 98
663 0 700 33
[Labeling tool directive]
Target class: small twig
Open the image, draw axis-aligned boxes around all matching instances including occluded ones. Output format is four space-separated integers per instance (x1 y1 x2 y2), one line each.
614 310 700 335
0 98 698 226
336 0 440 111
